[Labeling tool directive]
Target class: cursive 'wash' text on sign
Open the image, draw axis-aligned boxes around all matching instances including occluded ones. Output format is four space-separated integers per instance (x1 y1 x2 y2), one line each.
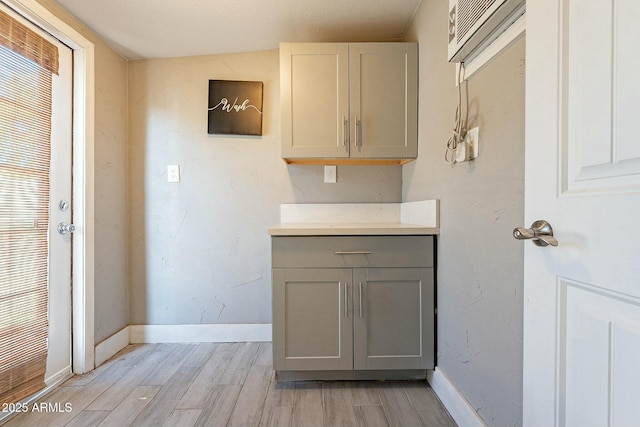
208 80 263 135
208 97 263 114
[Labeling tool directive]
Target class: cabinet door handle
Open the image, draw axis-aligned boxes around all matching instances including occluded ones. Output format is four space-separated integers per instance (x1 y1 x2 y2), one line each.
343 116 349 147
334 251 372 255
344 282 348 318
359 281 363 318
355 115 361 147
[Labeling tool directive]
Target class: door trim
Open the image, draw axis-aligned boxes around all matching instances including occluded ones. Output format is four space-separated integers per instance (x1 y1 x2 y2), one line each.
2 0 96 374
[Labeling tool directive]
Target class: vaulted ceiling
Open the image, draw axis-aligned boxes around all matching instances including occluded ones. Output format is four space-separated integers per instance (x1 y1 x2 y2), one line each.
55 0 422 60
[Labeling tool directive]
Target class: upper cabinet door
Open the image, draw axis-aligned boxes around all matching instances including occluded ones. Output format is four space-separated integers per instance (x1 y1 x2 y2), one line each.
349 43 418 160
280 43 350 159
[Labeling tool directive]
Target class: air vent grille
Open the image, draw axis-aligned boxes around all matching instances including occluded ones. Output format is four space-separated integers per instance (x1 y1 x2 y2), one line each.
457 0 497 42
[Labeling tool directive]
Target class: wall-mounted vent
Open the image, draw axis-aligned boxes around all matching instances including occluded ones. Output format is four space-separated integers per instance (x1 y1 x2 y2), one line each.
448 0 525 63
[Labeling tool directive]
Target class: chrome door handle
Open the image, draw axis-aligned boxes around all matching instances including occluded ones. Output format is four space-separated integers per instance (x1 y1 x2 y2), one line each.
359 282 363 318
344 282 348 318
343 116 349 147
334 251 372 255
57 222 76 235
513 220 558 247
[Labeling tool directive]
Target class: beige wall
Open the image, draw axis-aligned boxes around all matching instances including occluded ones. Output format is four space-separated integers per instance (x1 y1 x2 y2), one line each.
26 10 526 424
26 0 402 339
35 0 130 344
404 1 525 426
127 50 401 325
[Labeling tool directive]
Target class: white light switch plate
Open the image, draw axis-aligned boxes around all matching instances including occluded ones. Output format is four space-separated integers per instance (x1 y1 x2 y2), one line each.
167 164 180 182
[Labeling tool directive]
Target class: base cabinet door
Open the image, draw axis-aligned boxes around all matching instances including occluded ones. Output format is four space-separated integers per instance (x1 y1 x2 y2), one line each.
353 268 434 370
272 268 353 371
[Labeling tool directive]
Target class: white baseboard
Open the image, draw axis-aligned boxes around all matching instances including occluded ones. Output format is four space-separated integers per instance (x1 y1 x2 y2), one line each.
93 324 271 364
94 326 131 367
45 365 73 387
427 368 488 427
129 323 272 344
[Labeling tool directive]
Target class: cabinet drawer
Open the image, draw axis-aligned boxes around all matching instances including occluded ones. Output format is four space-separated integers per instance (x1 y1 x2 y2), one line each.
272 236 433 268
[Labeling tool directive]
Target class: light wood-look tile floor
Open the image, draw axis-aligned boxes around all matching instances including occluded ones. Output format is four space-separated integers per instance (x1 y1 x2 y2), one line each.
3 342 456 427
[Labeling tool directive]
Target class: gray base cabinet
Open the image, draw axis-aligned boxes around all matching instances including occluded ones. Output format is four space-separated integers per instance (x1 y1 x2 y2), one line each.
271 236 435 377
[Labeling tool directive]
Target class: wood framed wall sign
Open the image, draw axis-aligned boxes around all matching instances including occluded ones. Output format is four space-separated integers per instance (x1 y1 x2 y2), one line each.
208 80 263 136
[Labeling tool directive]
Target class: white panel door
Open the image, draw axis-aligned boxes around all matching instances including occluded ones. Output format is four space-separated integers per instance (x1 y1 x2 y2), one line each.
46 31 73 383
524 1 640 426
1 3 74 384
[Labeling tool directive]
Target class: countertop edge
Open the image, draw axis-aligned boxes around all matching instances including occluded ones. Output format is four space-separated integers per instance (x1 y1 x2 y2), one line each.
268 223 440 236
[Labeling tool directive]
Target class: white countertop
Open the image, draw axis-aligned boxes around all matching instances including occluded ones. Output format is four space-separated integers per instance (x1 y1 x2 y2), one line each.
269 200 440 236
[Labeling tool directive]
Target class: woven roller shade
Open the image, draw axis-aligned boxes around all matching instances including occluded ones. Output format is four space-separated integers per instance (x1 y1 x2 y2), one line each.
0 9 58 75
0 12 55 404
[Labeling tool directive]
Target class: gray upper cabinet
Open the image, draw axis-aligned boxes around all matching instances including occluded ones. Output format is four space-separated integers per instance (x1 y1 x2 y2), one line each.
280 42 418 165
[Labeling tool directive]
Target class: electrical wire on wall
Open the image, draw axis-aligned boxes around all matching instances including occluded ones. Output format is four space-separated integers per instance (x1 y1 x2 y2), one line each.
445 62 469 164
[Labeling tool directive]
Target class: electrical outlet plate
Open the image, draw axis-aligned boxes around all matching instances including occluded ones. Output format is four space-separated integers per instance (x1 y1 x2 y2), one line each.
455 140 467 163
324 165 337 183
466 127 479 160
455 127 479 163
